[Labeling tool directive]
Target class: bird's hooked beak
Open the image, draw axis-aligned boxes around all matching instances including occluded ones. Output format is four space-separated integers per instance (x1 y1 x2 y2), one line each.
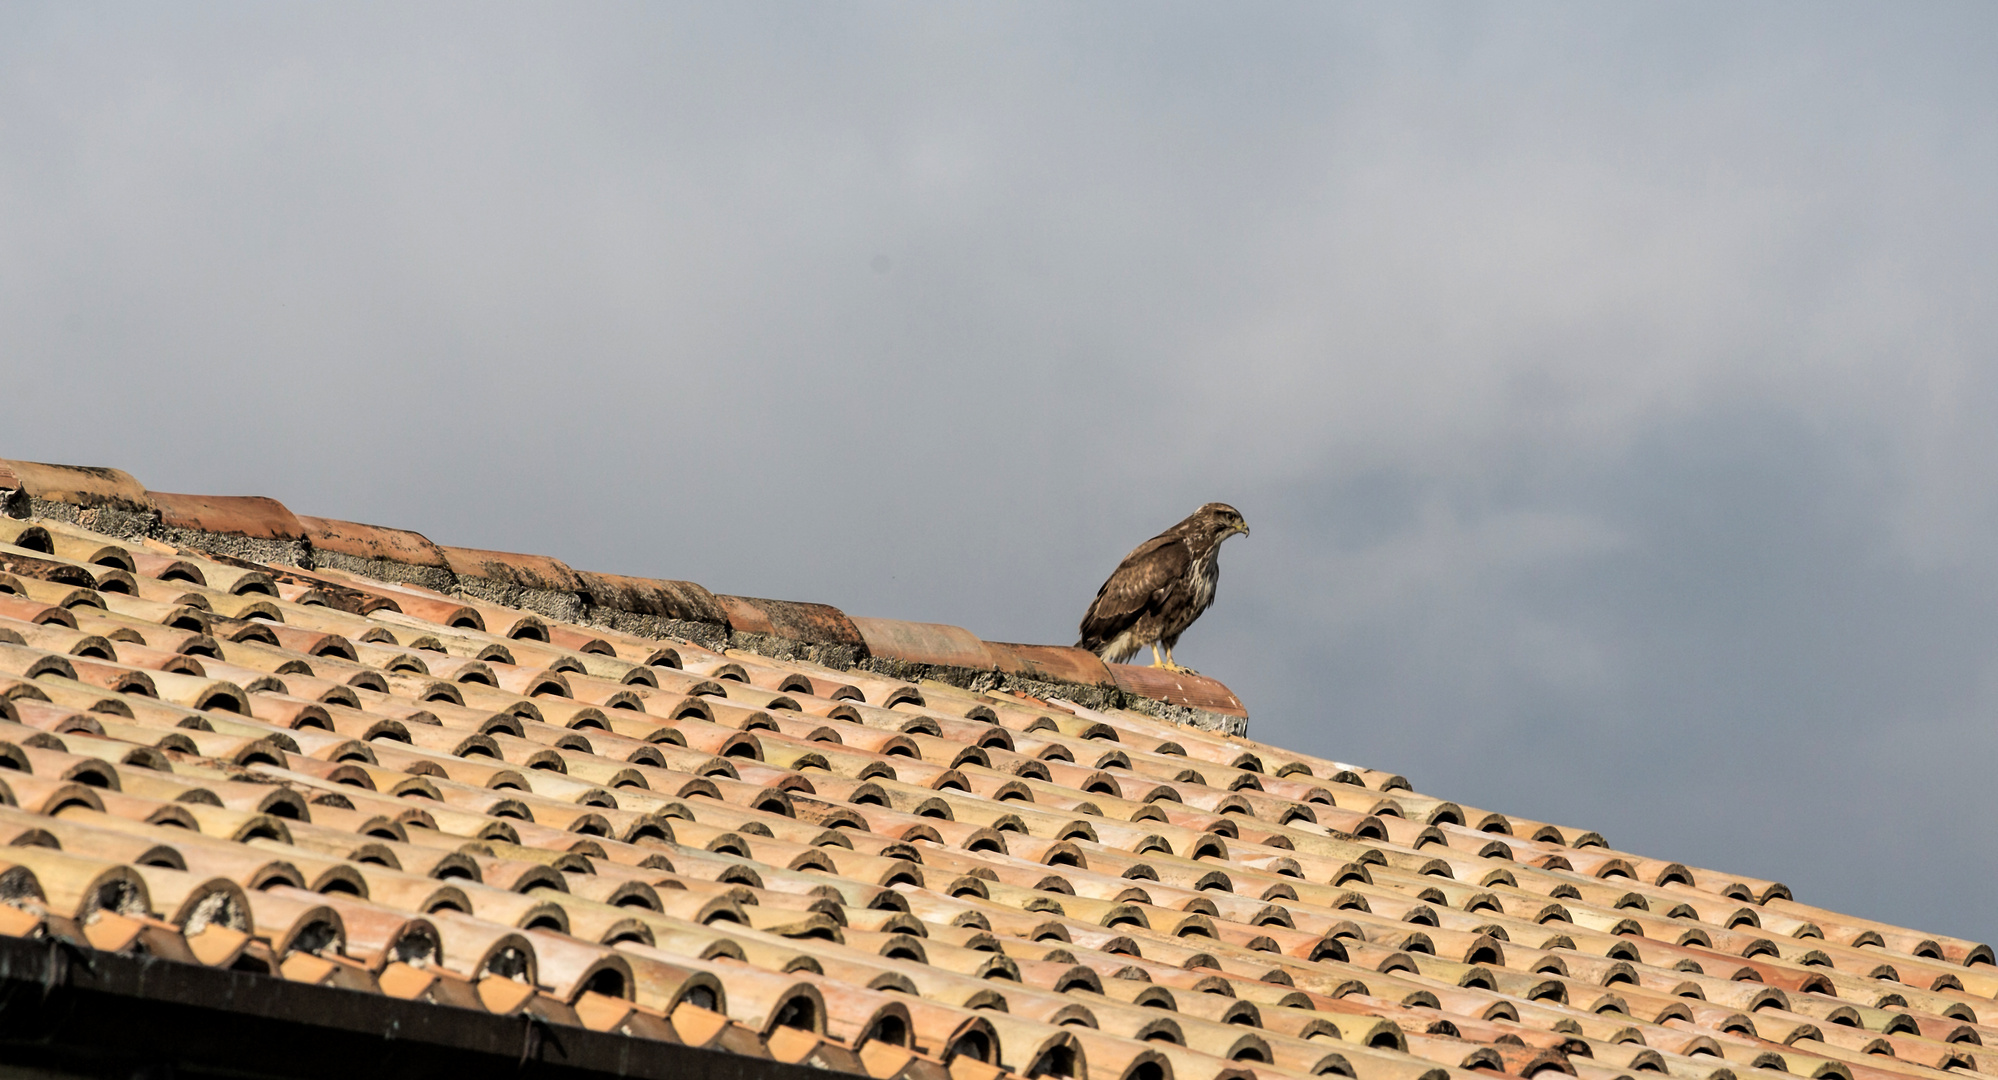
1232 523 1250 538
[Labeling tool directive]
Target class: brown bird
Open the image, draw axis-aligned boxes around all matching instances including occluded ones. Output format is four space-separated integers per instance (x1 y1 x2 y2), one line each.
1077 503 1249 672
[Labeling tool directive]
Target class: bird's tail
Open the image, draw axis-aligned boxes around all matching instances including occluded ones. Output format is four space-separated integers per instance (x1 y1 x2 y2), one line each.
1082 634 1141 665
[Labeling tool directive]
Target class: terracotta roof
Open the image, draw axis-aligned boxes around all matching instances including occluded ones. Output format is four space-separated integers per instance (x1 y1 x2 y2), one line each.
0 457 1991 1080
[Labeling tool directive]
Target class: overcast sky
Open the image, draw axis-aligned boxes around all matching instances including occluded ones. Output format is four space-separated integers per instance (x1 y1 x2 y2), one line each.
5 4 1997 946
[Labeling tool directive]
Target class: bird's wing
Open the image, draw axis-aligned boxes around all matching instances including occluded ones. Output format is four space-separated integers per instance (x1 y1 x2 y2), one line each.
1078 534 1191 646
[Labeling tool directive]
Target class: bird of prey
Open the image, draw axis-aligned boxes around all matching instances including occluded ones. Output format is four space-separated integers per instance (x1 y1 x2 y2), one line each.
1077 503 1249 672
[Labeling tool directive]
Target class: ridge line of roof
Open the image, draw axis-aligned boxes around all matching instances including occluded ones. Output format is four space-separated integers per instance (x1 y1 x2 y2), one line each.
0 459 1247 734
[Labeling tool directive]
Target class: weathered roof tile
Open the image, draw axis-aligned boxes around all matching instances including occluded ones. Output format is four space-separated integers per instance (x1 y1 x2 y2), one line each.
150 492 307 540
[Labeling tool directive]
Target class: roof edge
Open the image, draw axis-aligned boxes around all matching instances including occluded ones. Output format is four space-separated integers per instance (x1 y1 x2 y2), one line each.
0 931 826 1080
0 459 1249 728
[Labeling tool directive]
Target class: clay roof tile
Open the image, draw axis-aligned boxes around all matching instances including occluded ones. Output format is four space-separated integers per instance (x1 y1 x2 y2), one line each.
440 546 584 594
148 492 306 541
296 516 452 568
0 460 151 512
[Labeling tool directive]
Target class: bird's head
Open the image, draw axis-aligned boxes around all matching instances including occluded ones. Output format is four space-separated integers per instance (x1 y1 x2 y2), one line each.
1196 502 1250 540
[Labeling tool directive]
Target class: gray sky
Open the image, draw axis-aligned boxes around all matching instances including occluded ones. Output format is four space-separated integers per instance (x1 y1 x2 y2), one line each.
6 4 1997 945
